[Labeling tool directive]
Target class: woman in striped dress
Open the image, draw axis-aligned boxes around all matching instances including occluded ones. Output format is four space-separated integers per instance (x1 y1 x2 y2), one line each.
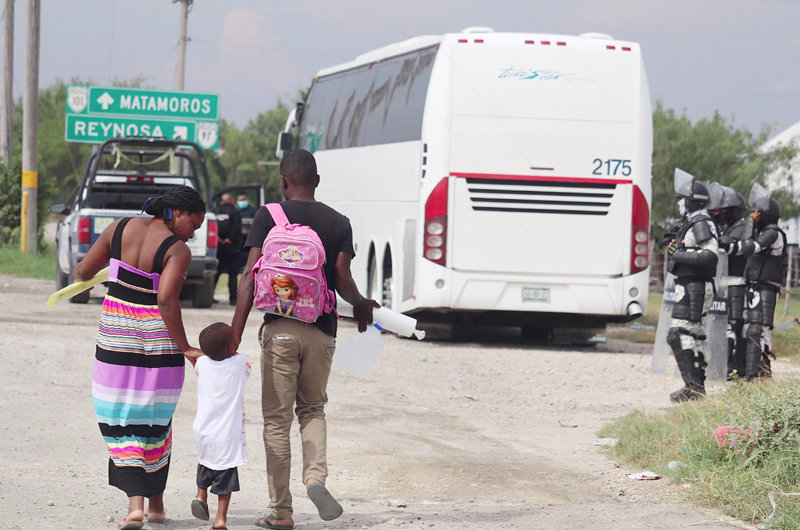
75 186 207 529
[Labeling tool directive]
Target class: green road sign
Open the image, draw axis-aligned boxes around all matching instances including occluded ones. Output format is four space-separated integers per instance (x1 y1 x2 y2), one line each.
64 85 220 150
66 85 219 120
65 114 219 150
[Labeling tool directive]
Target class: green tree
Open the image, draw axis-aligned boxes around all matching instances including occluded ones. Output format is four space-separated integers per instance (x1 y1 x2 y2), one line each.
651 102 799 234
207 97 295 203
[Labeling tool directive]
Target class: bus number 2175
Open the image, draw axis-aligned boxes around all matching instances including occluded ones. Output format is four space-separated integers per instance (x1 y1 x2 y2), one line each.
592 159 631 176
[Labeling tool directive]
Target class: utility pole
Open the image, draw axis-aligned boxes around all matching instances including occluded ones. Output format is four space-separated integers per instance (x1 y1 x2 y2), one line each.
172 0 191 174
1 0 13 167
21 0 39 253
174 0 190 91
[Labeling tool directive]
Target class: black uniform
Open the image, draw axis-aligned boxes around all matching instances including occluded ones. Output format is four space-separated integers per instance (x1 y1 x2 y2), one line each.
215 202 243 304
719 217 748 377
740 220 787 379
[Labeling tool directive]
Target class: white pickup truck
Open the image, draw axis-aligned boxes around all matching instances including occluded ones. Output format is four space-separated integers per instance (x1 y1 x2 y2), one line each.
51 138 219 307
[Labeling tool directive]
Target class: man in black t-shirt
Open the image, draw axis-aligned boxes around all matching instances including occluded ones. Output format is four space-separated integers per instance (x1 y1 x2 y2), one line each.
231 149 377 529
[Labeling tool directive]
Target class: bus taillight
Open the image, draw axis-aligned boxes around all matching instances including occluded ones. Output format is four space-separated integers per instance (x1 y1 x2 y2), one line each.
424 177 448 266
631 185 649 274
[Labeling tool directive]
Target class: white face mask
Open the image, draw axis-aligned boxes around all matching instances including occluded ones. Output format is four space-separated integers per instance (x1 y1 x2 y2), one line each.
678 198 687 216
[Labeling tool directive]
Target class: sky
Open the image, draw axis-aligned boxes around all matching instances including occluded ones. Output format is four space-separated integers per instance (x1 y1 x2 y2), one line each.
5 0 800 137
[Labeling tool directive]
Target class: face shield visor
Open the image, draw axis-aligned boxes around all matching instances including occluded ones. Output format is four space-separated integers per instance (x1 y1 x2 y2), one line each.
749 183 771 212
674 168 695 197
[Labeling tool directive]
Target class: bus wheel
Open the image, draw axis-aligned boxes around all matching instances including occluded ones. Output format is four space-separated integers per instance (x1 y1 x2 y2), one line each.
382 248 393 309
367 251 379 301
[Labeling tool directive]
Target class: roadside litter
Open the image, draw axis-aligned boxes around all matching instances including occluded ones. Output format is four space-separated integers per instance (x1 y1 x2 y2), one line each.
451 394 479 401
627 471 661 480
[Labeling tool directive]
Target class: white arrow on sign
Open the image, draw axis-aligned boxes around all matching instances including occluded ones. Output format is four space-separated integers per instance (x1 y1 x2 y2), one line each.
173 126 188 140
96 92 115 110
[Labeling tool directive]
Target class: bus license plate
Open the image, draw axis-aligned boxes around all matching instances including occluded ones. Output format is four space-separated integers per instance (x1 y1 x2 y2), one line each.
522 287 550 303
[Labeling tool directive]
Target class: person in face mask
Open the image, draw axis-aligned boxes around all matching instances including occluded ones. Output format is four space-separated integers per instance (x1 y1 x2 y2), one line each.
664 169 719 402
237 194 259 219
735 183 787 380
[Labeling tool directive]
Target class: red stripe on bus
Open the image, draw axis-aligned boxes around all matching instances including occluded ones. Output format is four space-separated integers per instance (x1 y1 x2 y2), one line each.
450 172 633 185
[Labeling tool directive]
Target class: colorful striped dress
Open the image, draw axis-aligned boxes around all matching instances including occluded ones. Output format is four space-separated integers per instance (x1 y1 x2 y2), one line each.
92 218 186 498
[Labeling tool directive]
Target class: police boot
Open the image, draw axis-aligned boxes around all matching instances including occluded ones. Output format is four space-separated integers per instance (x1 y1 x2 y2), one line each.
690 362 707 398
727 338 737 381
758 347 775 378
743 324 763 381
670 349 697 403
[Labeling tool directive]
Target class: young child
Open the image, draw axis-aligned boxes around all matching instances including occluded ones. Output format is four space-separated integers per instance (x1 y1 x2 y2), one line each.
191 322 250 530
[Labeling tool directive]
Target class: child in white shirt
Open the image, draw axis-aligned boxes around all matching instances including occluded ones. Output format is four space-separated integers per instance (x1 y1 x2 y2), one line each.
191 322 250 530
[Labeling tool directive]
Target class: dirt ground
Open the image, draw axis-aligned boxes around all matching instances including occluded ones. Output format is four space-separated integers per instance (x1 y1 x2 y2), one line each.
4 277 782 530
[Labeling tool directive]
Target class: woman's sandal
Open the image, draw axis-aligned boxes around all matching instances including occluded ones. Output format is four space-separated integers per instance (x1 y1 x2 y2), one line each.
118 519 144 530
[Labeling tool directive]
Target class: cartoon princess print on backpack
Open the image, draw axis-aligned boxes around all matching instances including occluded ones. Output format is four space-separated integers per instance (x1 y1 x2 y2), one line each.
271 274 298 316
252 203 336 323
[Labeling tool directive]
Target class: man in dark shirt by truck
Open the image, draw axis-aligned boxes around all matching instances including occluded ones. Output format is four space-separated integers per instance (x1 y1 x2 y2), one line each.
214 193 242 305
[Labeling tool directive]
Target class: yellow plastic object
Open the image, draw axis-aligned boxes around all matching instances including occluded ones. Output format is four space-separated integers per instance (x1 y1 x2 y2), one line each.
47 266 109 307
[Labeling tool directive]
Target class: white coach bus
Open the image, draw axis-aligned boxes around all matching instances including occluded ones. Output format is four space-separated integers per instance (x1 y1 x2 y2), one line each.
278 28 653 340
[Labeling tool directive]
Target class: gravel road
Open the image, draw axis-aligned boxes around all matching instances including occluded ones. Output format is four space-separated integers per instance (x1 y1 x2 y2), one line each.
0 276 755 530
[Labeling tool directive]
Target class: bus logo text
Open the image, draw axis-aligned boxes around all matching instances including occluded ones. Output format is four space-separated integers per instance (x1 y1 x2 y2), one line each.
498 67 573 81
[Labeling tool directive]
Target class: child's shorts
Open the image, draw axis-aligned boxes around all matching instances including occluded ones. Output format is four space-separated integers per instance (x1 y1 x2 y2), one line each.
196 464 240 495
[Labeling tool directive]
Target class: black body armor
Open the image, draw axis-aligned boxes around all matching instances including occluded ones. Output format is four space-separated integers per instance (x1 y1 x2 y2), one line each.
743 225 787 284
668 214 718 280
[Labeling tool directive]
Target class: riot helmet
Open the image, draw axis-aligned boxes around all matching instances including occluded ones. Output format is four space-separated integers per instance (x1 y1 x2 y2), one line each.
749 183 781 225
708 182 725 212
727 188 747 221
674 168 709 213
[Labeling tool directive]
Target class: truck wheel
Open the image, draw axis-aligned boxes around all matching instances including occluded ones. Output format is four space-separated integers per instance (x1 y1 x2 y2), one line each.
192 277 215 308
67 268 91 304
55 263 68 291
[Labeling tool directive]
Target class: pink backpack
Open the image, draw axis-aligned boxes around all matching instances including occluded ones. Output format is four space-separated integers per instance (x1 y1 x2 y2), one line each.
252 203 335 323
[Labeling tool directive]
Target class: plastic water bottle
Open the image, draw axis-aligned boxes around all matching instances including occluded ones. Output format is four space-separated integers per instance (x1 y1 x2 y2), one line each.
336 295 425 340
334 325 384 378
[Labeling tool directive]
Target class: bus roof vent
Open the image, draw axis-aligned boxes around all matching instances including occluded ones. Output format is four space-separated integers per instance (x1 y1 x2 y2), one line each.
579 32 614 40
461 26 494 34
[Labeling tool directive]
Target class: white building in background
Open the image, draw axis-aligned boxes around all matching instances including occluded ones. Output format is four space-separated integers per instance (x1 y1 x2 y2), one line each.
763 120 800 244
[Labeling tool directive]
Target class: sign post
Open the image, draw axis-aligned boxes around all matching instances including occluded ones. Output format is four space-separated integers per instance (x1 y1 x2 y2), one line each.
65 85 219 150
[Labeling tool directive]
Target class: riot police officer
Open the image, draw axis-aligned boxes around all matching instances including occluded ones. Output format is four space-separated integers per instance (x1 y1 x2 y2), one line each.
709 186 748 379
736 183 787 380
665 170 720 402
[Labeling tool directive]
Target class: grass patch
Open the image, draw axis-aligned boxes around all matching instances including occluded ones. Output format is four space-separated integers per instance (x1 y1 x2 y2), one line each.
0 244 56 280
600 380 800 529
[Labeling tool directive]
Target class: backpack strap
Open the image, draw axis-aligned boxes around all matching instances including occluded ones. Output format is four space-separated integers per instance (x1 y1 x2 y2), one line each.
111 218 132 260
152 235 182 275
266 203 290 227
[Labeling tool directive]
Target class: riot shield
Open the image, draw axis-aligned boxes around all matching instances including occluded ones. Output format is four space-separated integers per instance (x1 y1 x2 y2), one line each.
749 183 771 211
705 248 729 382
674 169 695 196
651 272 676 374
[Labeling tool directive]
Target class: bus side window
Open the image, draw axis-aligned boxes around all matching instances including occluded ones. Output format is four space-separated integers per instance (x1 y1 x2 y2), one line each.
401 50 436 140
363 61 394 145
